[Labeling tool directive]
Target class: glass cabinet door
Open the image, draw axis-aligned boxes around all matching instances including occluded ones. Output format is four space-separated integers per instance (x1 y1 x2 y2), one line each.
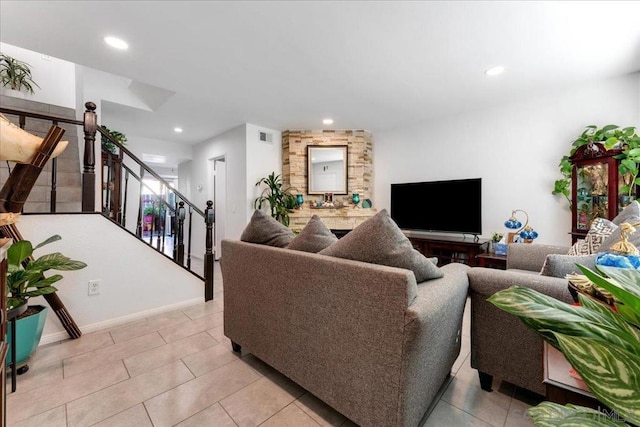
575 162 609 231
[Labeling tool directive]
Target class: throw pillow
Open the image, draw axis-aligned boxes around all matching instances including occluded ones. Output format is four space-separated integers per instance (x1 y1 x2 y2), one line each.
240 209 295 248
318 209 443 282
540 254 598 278
287 215 338 253
600 215 640 252
567 217 616 255
612 200 640 226
567 238 589 256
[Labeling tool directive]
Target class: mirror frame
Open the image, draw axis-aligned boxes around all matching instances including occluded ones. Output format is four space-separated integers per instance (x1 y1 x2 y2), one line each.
307 145 348 195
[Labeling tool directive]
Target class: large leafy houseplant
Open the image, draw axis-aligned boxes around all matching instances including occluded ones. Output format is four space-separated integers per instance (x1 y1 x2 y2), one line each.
7 235 87 310
0 53 40 94
254 172 297 226
489 264 640 426
553 125 640 206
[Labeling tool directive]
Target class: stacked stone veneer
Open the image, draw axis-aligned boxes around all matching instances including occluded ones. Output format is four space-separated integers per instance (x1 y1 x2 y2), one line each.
0 96 81 212
282 130 375 230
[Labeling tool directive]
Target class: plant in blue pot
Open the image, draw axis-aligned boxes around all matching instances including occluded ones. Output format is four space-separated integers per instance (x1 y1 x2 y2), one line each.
6 235 87 370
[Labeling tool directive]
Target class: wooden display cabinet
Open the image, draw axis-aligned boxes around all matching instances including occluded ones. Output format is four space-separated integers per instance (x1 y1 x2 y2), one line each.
570 142 637 243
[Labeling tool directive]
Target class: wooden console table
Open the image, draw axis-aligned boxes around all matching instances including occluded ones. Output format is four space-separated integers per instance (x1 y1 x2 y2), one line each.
406 234 485 267
476 253 507 270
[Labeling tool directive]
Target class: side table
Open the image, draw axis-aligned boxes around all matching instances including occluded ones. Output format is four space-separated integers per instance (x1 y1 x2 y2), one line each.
543 342 600 408
475 253 507 270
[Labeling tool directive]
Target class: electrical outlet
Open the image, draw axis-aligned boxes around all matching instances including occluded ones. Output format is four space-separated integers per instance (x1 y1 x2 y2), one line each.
88 280 101 296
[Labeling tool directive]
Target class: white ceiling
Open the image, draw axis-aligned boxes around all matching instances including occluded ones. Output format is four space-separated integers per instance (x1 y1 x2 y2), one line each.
1 1 640 147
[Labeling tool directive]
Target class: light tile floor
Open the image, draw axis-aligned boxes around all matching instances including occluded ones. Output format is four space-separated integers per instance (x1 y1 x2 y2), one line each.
7 263 542 426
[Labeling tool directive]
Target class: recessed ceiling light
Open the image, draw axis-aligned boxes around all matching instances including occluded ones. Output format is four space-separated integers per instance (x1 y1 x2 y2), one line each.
104 36 128 50
323 118 334 125
174 127 183 133
485 66 505 76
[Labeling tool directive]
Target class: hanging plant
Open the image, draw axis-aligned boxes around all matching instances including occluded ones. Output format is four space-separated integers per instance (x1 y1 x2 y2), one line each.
553 125 640 207
0 53 40 94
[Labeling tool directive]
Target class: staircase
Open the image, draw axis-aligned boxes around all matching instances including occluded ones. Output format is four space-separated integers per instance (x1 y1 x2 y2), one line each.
0 99 214 296
0 96 81 212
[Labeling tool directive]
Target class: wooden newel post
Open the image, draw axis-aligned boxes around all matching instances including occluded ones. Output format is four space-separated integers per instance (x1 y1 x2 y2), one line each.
177 201 185 265
204 200 215 301
82 101 97 212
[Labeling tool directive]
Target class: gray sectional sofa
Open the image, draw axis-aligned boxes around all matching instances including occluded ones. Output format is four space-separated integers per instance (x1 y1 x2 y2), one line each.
221 239 470 427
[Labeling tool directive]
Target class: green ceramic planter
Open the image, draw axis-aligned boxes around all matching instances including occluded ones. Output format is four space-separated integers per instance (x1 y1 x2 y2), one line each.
6 305 48 366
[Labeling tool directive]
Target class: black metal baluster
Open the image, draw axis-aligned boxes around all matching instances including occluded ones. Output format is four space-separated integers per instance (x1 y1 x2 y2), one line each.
105 153 113 217
50 157 57 212
149 198 155 245
136 167 145 238
204 200 215 301
187 205 193 270
177 201 185 265
122 169 129 227
158 184 167 253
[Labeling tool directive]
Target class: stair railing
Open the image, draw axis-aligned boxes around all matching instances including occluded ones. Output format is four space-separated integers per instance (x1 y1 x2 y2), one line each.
0 102 214 299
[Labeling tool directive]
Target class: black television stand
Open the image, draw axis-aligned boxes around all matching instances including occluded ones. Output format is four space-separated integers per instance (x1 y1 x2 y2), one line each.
404 233 486 267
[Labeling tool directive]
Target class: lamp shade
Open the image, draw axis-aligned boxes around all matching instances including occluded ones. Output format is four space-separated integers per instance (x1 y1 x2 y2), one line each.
504 218 522 229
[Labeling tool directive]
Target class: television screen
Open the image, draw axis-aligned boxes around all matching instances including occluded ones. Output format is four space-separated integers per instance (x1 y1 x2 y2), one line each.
390 178 482 235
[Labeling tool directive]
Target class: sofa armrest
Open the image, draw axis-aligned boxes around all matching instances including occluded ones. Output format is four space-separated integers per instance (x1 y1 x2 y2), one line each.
507 243 571 272
398 262 470 427
468 267 573 395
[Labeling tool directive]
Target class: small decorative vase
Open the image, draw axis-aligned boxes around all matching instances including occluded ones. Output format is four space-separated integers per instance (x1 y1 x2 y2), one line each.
296 194 304 207
352 193 360 206
488 241 495 254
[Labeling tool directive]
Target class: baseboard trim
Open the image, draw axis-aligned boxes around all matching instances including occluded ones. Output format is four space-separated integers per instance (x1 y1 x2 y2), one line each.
40 297 204 345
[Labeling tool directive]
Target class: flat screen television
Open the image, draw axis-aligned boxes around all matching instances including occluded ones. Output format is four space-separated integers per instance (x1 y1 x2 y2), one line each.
390 178 482 236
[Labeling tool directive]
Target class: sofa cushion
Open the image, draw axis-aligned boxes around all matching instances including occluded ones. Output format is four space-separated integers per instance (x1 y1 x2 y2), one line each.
287 215 338 253
240 209 295 247
567 238 589 256
612 200 640 225
599 215 640 252
567 217 616 255
319 209 443 282
540 253 598 278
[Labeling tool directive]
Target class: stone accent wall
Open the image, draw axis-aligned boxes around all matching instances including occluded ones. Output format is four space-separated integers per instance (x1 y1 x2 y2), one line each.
0 96 81 212
282 129 375 230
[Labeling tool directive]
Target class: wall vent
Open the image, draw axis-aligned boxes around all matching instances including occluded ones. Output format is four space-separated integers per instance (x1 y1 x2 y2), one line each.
259 131 273 144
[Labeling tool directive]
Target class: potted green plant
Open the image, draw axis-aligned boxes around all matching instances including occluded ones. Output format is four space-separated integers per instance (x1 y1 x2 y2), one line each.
0 53 40 94
489 264 640 425
100 125 127 154
254 172 297 226
488 232 503 253
553 125 640 207
6 235 87 368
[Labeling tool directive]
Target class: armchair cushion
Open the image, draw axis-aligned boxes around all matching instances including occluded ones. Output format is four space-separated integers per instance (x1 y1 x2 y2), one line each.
540 253 598 278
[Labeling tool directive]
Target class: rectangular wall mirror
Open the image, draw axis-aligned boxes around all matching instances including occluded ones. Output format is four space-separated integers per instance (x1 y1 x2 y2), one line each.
307 145 348 194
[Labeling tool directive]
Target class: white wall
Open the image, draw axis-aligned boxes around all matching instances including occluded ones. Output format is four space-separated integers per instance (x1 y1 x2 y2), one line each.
18 214 203 344
245 124 283 224
374 73 640 247
0 42 76 108
190 125 247 258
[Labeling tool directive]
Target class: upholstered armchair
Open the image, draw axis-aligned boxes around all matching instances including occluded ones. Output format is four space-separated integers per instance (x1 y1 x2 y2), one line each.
467 243 574 396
